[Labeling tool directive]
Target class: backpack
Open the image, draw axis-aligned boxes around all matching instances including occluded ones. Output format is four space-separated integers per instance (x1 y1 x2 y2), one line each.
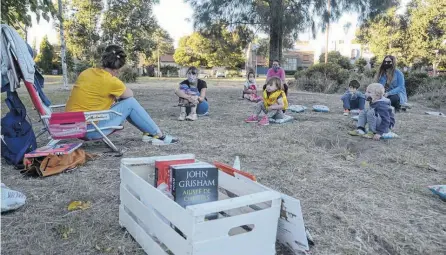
1 90 37 168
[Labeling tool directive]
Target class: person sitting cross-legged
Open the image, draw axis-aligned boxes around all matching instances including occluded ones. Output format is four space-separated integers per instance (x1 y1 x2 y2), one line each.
341 79 365 116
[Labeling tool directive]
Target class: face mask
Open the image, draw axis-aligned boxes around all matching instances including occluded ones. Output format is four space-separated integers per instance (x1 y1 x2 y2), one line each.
266 85 277 92
383 64 392 70
187 73 197 83
273 66 279 71
249 78 255 83
365 92 373 102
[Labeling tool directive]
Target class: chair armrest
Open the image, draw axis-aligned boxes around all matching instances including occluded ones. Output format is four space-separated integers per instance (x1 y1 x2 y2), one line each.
49 104 66 109
84 110 123 116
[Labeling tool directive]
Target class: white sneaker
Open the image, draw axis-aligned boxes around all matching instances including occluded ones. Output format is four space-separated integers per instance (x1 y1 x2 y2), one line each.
186 114 197 121
142 134 155 142
178 112 186 121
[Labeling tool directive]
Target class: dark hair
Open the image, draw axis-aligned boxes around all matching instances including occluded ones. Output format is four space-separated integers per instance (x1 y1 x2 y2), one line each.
349 80 360 89
376 55 397 85
247 71 255 79
101 45 126 70
187 66 198 74
273 59 280 64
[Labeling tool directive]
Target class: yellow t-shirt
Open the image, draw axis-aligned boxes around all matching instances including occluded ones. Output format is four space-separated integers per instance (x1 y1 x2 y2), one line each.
66 68 126 112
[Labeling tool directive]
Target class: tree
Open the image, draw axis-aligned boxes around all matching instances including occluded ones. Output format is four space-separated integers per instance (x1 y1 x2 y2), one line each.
62 0 103 65
406 0 446 74
186 0 397 66
174 29 247 69
145 28 175 75
35 36 54 74
1 0 56 31
356 8 410 67
102 0 158 66
318 51 352 70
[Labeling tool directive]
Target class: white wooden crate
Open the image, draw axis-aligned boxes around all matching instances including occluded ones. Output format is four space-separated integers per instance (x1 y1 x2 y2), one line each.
119 154 282 255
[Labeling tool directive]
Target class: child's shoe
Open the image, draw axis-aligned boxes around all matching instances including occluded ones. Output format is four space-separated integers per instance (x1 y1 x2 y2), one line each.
245 115 259 123
178 112 186 121
186 114 198 121
348 129 365 136
343 109 350 116
362 132 375 139
258 116 269 126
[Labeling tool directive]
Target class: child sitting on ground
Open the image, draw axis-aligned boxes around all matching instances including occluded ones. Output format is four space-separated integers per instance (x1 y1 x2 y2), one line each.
341 80 365 116
175 67 204 121
242 71 262 102
245 77 288 126
349 83 395 140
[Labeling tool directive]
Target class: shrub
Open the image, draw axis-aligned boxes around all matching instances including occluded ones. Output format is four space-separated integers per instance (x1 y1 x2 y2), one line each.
305 63 349 85
405 72 429 96
364 68 378 79
226 69 242 78
411 76 446 109
296 73 339 93
285 70 296 75
318 51 353 70
160 65 179 77
119 66 138 83
355 57 367 73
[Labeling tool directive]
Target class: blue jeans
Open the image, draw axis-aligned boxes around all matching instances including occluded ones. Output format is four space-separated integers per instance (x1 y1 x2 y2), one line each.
86 97 161 140
342 95 365 110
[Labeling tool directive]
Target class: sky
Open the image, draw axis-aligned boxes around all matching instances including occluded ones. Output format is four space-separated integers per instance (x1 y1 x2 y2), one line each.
28 0 410 52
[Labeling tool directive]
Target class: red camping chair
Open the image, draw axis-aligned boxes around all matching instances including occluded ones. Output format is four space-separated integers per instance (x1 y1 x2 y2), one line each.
23 81 123 152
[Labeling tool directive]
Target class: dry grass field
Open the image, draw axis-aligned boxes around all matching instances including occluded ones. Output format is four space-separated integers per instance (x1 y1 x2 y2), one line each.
1 78 445 255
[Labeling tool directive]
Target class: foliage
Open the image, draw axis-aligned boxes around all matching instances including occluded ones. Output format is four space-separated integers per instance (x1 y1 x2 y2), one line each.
186 0 396 66
405 72 430 97
102 0 158 66
1 0 56 29
145 28 175 66
118 66 138 83
318 51 352 70
295 73 340 94
355 57 367 73
35 36 54 74
357 0 445 71
411 76 446 109
159 65 179 77
305 63 350 85
173 30 246 69
226 70 242 78
60 0 103 65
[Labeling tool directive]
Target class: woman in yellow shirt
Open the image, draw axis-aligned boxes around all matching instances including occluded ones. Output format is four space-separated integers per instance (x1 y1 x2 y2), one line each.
66 45 178 144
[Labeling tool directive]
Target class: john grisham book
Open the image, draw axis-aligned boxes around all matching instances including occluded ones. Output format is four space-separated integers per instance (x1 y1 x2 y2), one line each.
170 162 219 219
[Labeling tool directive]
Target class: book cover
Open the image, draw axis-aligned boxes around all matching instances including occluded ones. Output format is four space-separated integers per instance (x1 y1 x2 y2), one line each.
154 158 195 188
24 142 83 158
170 162 219 219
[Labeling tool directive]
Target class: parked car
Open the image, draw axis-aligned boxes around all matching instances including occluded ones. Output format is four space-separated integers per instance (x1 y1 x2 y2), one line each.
216 72 226 78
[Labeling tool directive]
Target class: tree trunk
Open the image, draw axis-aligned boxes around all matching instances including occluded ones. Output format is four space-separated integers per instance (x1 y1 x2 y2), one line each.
269 0 283 67
325 0 331 64
58 0 69 90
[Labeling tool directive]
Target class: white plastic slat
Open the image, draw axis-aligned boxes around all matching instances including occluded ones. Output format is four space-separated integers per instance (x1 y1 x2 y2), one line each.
120 185 191 255
121 154 196 166
218 170 266 196
119 206 169 255
187 191 281 217
192 204 280 241
120 164 194 235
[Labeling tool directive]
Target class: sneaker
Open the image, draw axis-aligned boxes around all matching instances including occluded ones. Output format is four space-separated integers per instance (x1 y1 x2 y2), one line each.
348 129 365 136
151 135 179 145
186 114 198 121
362 132 375 139
258 116 269 126
142 133 155 142
178 112 186 121
245 115 259 123
343 109 350 116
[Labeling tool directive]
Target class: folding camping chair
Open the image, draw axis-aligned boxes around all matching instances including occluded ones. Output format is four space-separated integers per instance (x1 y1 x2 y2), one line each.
23 80 124 152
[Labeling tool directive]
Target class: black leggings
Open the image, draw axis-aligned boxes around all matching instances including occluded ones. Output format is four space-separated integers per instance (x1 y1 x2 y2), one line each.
387 94 401 111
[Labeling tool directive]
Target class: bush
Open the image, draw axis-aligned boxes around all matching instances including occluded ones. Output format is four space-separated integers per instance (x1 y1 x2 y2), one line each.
305 63 349 85
295 73 339 93
318 51 353 70
226 69 242 78
411 76 446 109
285 70 296 75
405 72 430 96
160 65 179 77
355 57 367 73
119 66 138 83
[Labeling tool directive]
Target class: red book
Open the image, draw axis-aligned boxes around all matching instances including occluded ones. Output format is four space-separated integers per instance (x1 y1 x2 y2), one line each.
154 158 195 188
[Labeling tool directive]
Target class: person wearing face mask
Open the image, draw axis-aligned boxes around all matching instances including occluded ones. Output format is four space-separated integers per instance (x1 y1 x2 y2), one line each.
242 71 262 102
266 60 286 84
348 83 396 140
175 66 209 121
376 55 407 112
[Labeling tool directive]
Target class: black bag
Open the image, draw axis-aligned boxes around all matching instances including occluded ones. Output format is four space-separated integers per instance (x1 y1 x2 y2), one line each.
1 90 37 168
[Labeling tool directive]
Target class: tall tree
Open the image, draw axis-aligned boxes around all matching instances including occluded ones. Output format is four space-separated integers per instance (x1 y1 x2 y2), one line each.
62 0 103 64
174 29 247 69
1 0 56 31
35 36 54 74
102 0 158 66
186 0 397 66
406 0 446 74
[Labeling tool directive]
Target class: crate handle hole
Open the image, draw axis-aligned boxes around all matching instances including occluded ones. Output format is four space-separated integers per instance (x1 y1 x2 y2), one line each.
228 224 255 236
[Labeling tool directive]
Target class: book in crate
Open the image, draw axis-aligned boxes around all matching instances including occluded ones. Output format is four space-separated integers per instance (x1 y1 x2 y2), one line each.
154 157 195 189
169 162 219 219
